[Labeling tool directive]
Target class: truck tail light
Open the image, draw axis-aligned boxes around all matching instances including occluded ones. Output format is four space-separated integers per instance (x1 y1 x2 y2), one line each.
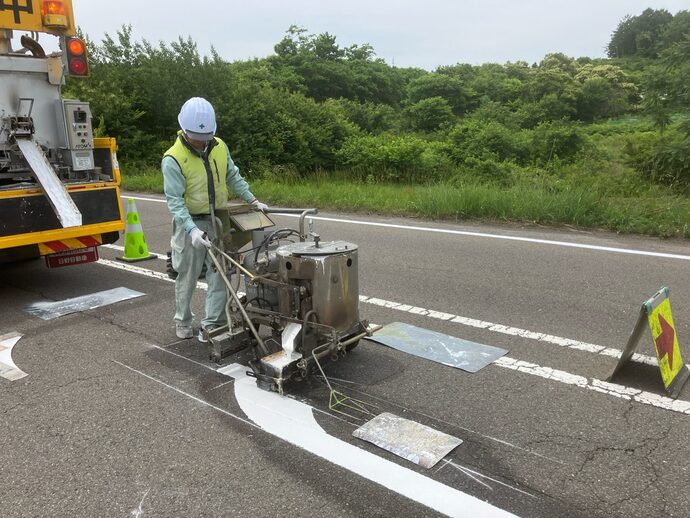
41 1 69 29
65 37 89 76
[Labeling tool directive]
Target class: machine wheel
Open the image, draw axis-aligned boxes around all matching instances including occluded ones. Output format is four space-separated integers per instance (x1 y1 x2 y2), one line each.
166 251 178 280
345 340 360 352
166 250 207 280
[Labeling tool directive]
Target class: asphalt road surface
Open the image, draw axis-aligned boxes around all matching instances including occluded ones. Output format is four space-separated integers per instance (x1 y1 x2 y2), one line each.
3 192 690 517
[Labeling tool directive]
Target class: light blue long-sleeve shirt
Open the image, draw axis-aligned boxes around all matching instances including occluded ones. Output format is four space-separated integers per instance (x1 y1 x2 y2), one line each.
162 141 255 234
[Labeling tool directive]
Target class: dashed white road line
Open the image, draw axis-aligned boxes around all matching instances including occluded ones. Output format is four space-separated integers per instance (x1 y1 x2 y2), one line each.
99 246 665 370
495 356 690 415
96 248 690 416
360 295 673 370
96 258 208 290
123 194 690 262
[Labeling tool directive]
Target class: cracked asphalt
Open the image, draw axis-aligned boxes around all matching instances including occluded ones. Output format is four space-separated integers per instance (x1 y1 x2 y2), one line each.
2 193 690 517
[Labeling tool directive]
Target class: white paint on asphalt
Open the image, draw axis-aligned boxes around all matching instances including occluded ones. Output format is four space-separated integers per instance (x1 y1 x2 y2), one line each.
0 331 26 381
96 259 208 290
495 357 690 414
103 243 167 261
130 488 150 518
124 195 690 262
225 363 517 518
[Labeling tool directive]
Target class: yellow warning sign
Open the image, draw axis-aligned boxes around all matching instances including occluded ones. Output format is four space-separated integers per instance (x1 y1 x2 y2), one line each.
609 287 689 398
0 0 75 36
647 297 684 390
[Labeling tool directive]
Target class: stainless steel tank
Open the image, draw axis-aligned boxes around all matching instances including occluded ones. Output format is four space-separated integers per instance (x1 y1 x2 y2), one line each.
276 240 359 332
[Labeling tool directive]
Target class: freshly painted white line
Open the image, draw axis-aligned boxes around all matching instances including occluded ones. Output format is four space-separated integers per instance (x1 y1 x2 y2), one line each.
360 295 672 370
226 363 517 518
0 332 26 381
125 194 690 262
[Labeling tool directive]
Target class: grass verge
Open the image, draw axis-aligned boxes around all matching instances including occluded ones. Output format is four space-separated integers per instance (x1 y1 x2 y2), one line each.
121 166 690 238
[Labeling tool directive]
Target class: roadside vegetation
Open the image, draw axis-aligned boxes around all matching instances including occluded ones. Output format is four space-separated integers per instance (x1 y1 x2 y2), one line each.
67 9 690 237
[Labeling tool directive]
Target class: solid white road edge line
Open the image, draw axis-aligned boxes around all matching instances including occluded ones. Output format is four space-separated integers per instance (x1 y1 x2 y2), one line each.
226 363 517 518
123 194 690 262
96 256 690 416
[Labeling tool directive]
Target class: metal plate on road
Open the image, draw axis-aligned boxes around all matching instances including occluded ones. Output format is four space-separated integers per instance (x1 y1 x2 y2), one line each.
365 322 508 373
353 412 463 469
25 287 145 320
45 246 99 268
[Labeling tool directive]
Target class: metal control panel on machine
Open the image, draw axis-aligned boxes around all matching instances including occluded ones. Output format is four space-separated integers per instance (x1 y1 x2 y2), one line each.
56 100 94 170
71 109 91 149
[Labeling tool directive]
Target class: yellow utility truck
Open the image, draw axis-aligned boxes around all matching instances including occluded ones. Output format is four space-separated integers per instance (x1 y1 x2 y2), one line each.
0 0 124 267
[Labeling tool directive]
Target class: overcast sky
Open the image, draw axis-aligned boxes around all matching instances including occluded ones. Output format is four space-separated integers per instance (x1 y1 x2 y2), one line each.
70 0 687 69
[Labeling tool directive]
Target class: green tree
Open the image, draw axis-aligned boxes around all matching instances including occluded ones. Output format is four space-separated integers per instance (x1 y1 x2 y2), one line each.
574 64 637 121
403 97 455 132
406 73 472 115
607 8 674 58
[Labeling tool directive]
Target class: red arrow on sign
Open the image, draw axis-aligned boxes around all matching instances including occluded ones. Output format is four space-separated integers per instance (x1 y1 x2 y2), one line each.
655 314 676 371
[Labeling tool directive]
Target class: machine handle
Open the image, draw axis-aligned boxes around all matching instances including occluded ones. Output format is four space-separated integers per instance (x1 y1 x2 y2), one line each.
263 208 318 215
262 208 319 242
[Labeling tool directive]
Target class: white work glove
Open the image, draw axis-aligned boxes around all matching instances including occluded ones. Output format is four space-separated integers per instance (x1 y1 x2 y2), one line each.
251 199 268 212
189 227 212 249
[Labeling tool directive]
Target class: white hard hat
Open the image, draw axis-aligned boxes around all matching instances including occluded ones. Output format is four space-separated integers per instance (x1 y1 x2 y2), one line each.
178 97 216 141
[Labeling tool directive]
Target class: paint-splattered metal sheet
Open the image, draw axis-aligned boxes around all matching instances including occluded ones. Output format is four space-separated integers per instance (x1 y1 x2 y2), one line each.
25 287 145 320
353 412 462 469
365 322 507 373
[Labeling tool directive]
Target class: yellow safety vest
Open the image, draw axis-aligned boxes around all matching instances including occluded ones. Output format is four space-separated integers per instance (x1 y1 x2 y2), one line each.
164 132 229 215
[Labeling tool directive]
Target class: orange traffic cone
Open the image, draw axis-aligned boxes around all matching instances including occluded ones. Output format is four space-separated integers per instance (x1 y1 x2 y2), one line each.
119 198 156 262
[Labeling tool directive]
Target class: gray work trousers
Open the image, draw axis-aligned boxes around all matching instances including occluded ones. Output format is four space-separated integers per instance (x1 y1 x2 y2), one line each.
170 217 226 329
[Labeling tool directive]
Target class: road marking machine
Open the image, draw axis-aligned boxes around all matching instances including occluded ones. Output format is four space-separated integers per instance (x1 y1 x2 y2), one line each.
191 203 375 394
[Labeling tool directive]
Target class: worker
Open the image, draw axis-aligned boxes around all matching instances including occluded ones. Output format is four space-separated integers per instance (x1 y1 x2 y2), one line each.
162 97 268 342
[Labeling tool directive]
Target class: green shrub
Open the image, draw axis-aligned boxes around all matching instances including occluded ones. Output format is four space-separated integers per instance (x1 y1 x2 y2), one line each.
625 128 690 189
336 134 453 182
452 157 522 185
529 121 588 164
447 120 530 164
332 99 398 134
403 97 456 132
